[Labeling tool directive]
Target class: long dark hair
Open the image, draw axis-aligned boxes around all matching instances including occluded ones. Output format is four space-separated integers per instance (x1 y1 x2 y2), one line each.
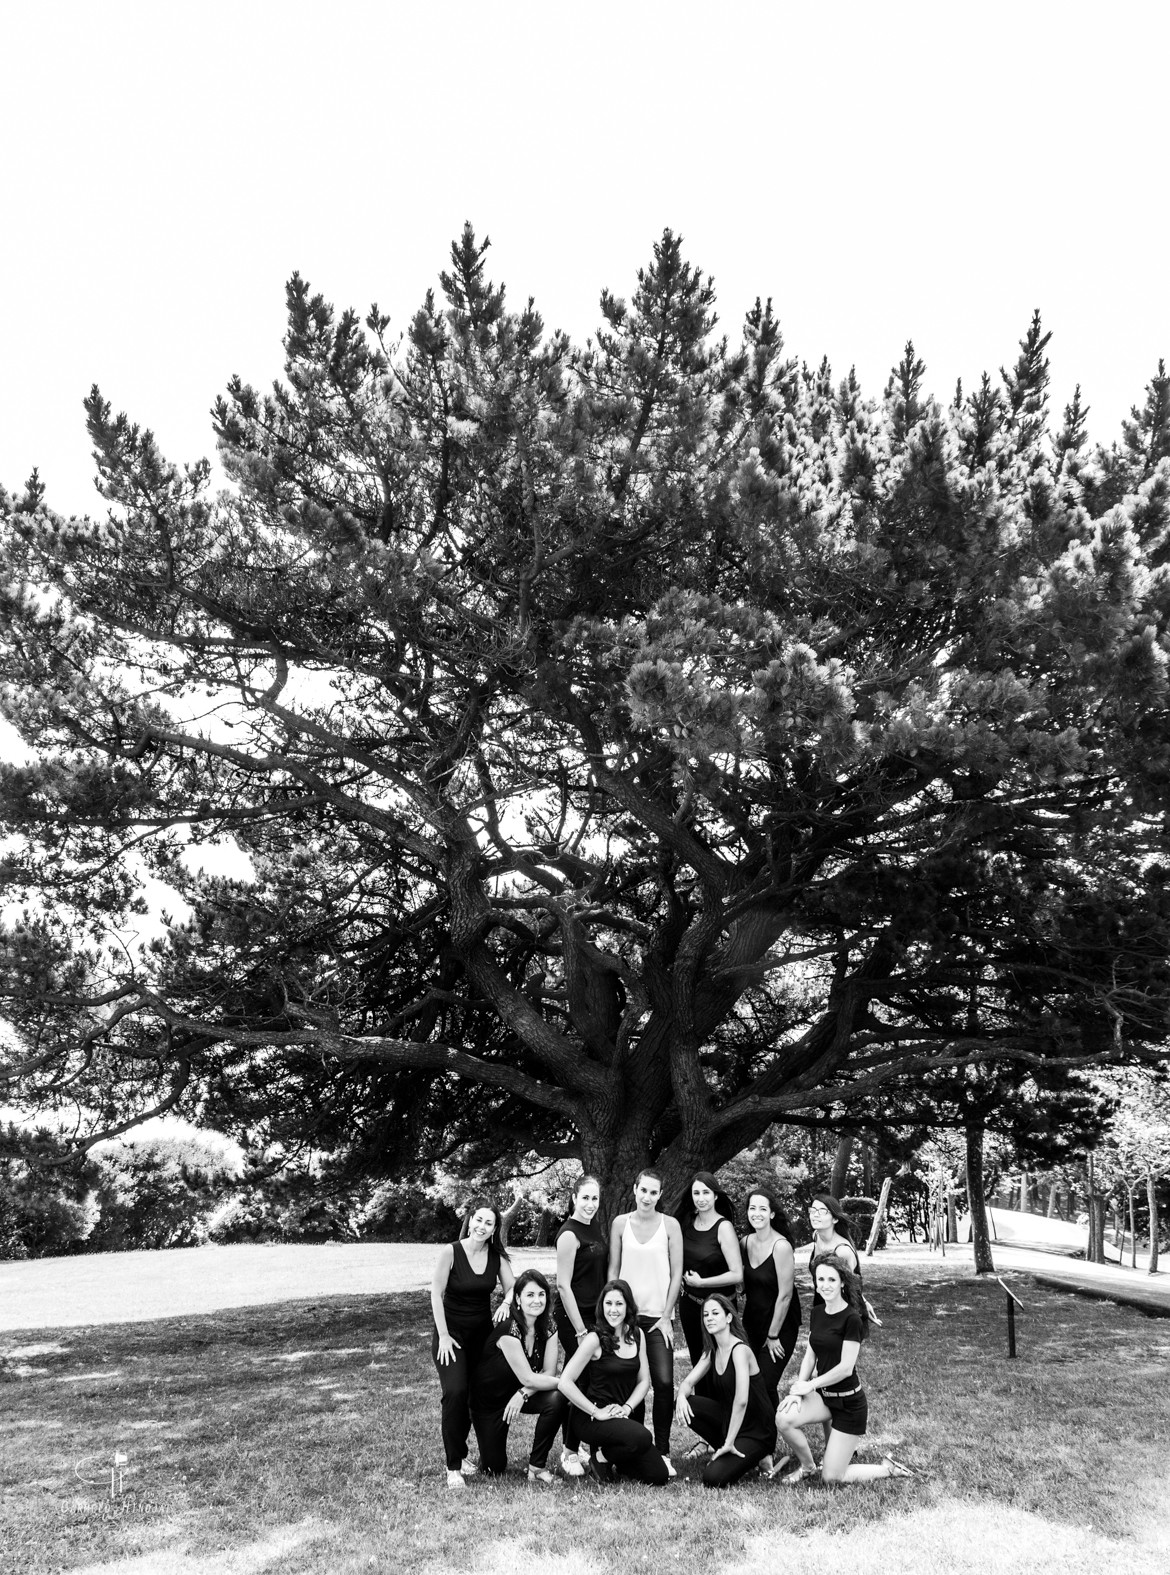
677 1170 736 1228
457 1195 510 1259
743 1186 795 1247
508 1268 553 1345
594 1278 640 1354
811 1193 856 1244
809 1252 867 1337
698 1293 751 1362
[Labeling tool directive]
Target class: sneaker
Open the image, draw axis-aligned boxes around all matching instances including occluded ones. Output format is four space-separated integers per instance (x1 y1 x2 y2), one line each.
661 1454 677 1478
446 1469 465 1489
458 1458 478 1476
560 1449 585 1478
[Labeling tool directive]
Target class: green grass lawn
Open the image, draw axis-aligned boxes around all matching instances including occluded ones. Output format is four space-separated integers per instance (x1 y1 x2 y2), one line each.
1 1256 1167 1575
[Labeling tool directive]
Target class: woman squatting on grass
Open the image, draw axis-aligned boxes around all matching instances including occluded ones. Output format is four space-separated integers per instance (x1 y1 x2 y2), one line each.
469 1269 570 1483
557 1279 671 1485
430 1196 515 1489
774 1254 913 1484
674 1294 777 1488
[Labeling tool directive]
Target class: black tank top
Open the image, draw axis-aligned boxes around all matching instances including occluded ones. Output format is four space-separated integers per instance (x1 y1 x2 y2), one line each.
709 1340 776 1446
589 1343 641 1409
741 1236 801 1345
681 1217 730 1297
441 1239 501 1329
555 1217 607 1319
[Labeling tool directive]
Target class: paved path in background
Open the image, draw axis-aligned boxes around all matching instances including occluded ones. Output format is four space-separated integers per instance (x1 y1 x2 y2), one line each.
983 1242 1170 1316
2 1237 1167 1335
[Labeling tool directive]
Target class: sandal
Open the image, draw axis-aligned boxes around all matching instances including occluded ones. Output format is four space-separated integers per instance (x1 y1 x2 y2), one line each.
880 1453 927 1479
527 1466 556 1485
775 1459 818 1485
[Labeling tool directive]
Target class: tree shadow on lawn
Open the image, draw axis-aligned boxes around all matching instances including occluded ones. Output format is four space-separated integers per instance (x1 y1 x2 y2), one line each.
0 1267 1166 1574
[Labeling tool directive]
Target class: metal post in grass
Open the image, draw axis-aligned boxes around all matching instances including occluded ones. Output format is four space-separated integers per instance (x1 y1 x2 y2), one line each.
110 1451 127 1500
996 1277 1024 1357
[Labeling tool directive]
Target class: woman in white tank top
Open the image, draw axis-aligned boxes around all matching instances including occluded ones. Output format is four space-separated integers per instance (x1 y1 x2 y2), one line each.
620 1214 671 1318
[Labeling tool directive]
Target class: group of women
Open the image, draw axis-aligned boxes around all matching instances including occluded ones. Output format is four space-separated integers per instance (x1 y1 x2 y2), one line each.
430 1170 916 1489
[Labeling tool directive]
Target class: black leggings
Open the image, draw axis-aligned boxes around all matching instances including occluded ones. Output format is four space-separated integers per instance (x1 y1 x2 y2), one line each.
743 1323 798 1413
471 1389 568 1473
687 1396 775 1488
577 1414 670 1484
637 1315 675 1454
554 1309 595 1451
431 1322 490 1470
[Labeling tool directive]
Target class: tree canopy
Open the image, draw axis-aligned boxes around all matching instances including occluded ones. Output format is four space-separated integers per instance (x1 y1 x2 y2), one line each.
2 228 1169 1210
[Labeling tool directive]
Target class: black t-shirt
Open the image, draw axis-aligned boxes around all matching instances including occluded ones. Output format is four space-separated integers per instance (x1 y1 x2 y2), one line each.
555 1217 607 1320
808 1303 863 1387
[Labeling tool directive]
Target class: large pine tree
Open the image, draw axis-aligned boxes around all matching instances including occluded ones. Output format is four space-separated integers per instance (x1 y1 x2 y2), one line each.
2 229 1168 1211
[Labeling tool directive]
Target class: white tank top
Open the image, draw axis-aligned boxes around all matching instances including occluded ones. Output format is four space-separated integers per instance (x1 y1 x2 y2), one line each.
620 1215 671 1319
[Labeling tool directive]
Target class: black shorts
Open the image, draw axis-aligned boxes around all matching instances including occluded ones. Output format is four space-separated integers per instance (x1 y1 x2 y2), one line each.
822 1387 868 1437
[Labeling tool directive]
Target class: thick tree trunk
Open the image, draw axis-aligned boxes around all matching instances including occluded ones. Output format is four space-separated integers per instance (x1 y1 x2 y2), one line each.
830 1134 854 1199
1148 1173 1160 1275
1087 1196 1106 1264
864 1174 894 1257
966 1120 995 1274
946 1188 957 1244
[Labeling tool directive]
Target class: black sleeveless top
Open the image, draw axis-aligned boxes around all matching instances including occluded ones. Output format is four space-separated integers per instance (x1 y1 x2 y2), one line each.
588 1342 641 1409
441 1239 501 1329
708 1340 777 1447
741 1236 801 1346
555 1217 607 1320
681 1217 731 1299
473 1318 548 1410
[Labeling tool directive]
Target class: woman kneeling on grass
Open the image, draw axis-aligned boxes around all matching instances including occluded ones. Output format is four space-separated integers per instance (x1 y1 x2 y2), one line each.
674 1294 777 1488
430 1196 515 1489
557 1280 670 1486
470 1269 569 1484
774 1255 914 1485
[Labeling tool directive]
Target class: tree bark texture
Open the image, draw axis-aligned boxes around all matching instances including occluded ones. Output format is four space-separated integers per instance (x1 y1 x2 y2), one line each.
1148 1173 1160 1274
830 1134 854 1199
966 1121 995 1274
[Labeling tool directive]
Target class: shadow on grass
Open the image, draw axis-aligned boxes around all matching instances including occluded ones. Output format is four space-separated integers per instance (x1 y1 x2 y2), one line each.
1 1267 1167 1574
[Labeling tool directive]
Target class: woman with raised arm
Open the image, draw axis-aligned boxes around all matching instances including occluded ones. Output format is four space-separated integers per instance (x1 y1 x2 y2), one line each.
674 1294 777 1488
741 1188 800 1423
557 1279 671 1486
677 1172 744 1374
429 1196 515 1489
553 1174 606 1478
773 1255 914 1485
470 1269 569 1483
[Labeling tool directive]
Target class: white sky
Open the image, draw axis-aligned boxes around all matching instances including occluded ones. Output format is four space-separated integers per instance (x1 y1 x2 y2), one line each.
1 1 1167 522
